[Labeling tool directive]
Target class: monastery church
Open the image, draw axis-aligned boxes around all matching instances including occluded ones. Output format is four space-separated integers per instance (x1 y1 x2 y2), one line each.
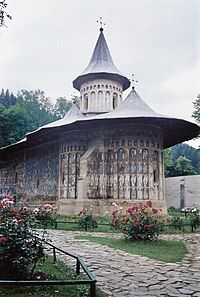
0 27 199 214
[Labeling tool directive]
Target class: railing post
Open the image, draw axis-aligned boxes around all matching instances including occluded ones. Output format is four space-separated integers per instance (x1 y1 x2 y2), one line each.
90 282 96 297
76 259 80 275
53 247 56 262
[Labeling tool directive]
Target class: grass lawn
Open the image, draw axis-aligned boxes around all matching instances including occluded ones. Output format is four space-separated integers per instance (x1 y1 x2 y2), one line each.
0 256 107 297
76 236 187 263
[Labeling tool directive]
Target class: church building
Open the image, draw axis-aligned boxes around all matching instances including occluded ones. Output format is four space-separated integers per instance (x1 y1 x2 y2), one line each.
0 27 199 214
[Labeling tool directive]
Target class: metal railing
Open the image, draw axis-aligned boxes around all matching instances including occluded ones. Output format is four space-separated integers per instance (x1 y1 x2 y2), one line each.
0 239 96 297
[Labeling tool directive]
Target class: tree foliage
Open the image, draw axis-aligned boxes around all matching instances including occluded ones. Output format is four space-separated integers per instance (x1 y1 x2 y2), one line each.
0 89 75 148
164 144 200 177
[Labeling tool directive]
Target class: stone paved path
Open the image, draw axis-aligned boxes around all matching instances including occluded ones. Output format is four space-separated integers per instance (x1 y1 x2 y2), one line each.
46 231 200 296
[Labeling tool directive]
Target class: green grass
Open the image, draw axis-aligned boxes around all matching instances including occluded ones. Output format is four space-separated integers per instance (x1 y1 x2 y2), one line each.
0 256 107 297
76 236 187 263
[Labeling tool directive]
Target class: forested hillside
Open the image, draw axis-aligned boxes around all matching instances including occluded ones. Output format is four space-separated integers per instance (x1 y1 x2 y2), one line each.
0 89 74 147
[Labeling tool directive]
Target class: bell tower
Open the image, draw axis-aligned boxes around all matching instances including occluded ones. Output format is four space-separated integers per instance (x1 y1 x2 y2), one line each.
73 27 130 115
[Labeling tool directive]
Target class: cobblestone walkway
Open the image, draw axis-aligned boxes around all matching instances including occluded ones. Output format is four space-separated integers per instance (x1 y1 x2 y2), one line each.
46 231 200 297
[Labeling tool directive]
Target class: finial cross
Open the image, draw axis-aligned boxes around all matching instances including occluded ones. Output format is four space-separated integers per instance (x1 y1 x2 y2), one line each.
131 74 138 89
71 92 76 104
97 17 105 32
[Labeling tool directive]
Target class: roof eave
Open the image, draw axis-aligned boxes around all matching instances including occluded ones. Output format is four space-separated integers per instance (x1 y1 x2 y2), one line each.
73 72 130 91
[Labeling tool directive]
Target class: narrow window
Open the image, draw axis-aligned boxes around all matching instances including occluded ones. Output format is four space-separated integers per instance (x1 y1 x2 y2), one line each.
37 179 40 188
84 94 88 110
113 93 118 109
62 173 65 184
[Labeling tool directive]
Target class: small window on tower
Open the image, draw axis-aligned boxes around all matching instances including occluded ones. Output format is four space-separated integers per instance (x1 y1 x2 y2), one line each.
84 94 88 110
37 179 40 188
113 93 118 109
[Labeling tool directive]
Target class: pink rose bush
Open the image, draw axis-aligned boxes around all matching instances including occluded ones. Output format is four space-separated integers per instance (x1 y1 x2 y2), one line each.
111 201 167 241
0 194 55 279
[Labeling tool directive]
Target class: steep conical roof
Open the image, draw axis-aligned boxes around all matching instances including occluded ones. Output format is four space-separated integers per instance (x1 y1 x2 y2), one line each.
97 88 165 118
40 103 85 129
73 29 130 91
94 88 200 148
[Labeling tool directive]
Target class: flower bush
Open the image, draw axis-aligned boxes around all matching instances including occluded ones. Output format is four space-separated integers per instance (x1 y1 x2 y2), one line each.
111 201 166 241
33 204 57 228
76 209 98 231
0 195 55 280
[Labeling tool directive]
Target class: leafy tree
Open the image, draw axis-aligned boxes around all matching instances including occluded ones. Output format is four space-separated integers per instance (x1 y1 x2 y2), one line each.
173 156 197 176
0 104 31 146
192 94 200 125
164 144 200 177
0 88 80 148
53 97 72 118
0 89 16 108
164 148 174 177
171 144 200 174
0 1 12 27
16 89 56 130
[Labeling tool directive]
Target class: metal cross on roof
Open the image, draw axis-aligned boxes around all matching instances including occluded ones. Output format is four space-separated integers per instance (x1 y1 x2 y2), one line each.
131 74 138 89
97 17 105 32
71 92 76 104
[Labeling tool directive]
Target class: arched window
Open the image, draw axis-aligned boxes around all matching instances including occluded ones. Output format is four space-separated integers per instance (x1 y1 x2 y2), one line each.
142 149 149 199
128 140 132 146
105 91 110 109
153 151 159 183
129 148 137 199
113 93 118 109
84 94 88 110
140 140 144 147
117 148 125 161
117 149 125 199
98 91 103 98
129 148 137 174
91 91 95 109
98 91 103 109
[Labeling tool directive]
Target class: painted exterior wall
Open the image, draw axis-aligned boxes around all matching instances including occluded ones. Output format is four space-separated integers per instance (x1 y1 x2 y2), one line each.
58 123 166 214
0 141 59 206
0 123 166 214
165 175 200 209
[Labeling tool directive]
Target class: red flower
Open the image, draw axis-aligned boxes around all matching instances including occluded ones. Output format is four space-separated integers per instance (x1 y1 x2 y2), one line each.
146 200 152 208
0 236 8 244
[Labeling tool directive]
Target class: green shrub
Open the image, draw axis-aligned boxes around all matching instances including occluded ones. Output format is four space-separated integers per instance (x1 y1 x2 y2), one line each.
170 216 185 231
190 211 200 230
76 210 98 231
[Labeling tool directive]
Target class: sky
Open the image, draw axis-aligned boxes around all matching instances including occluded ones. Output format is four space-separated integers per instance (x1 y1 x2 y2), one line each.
0 0 199 148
